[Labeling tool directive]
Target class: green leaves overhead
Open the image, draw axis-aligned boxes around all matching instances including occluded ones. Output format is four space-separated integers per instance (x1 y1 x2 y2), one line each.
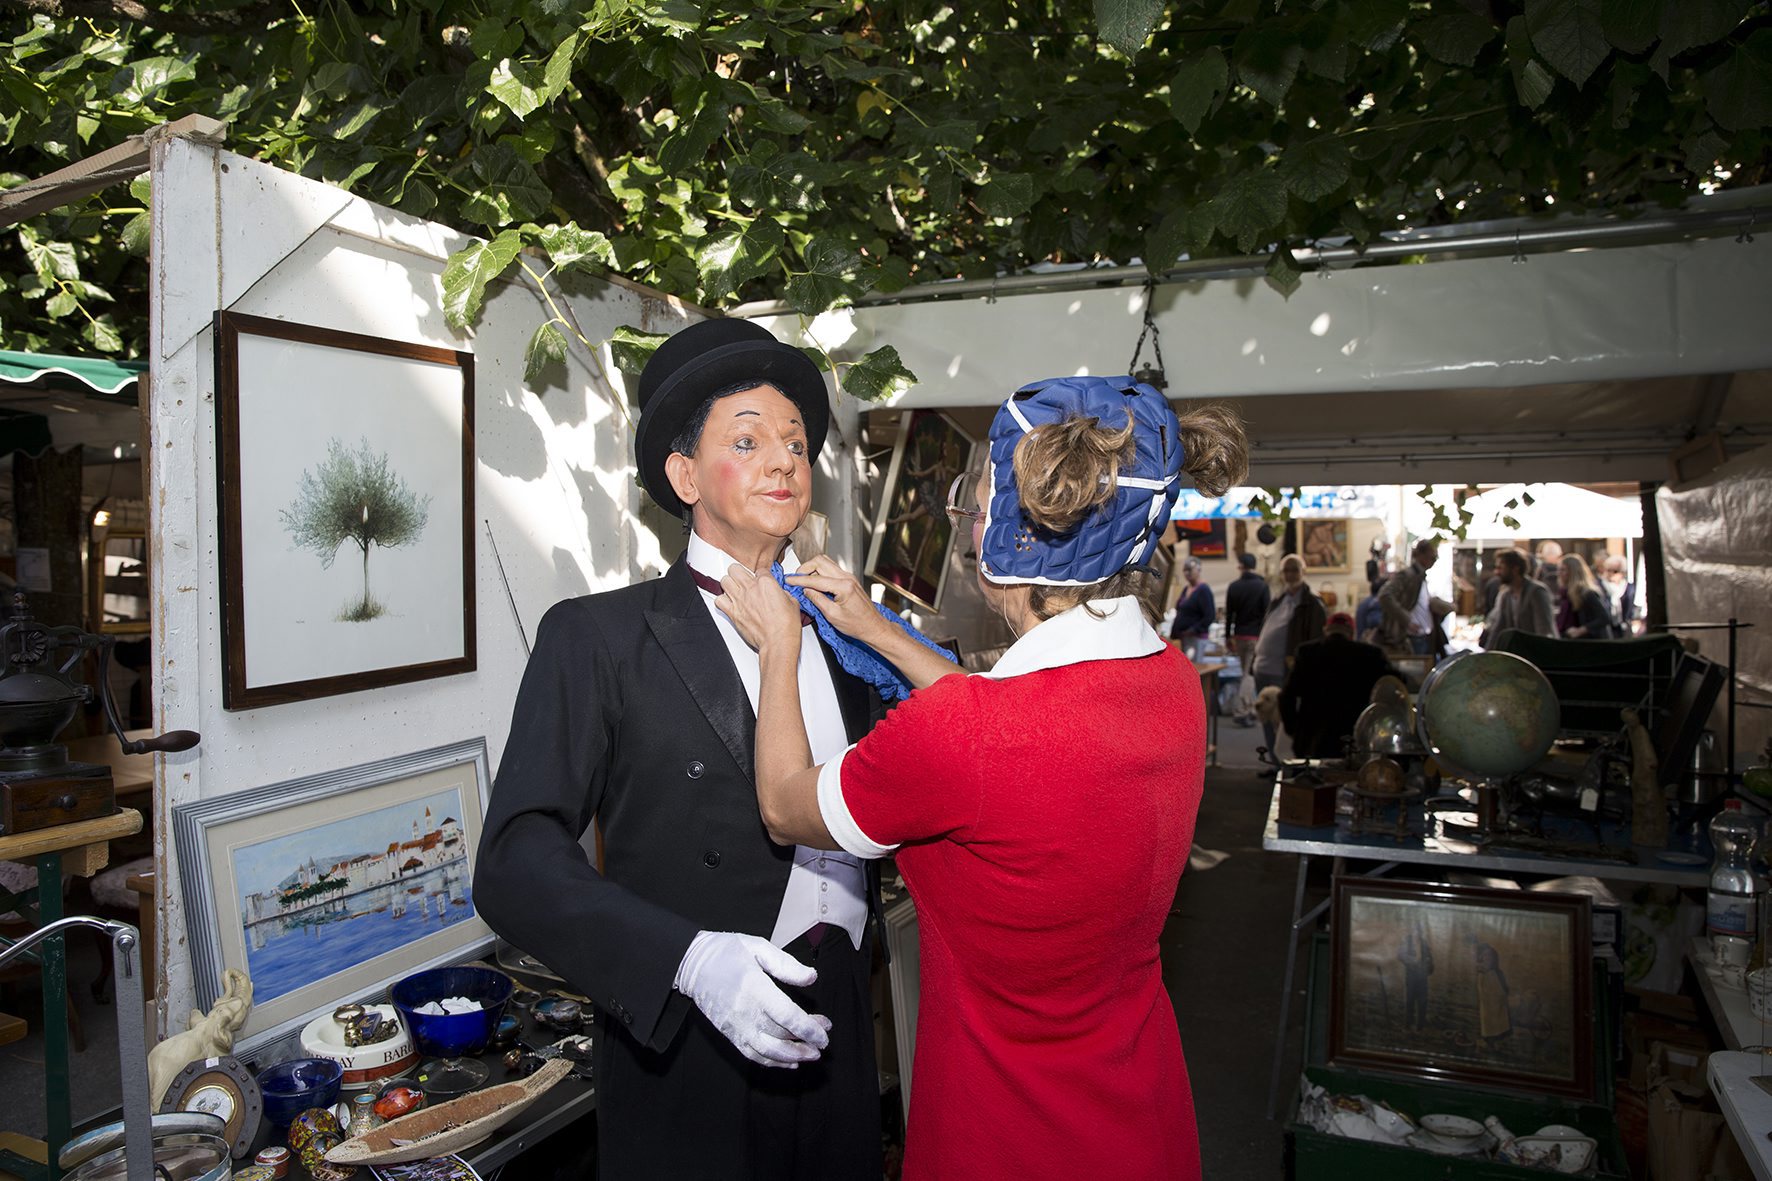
441 229 523 331
609 325 670 376
697 218 786 300
1528 0 1611 88
1095 0 1167 58
1207 172 1288 254
1705 28 1772 131
784 239 875 316
3 0 1770 361
841 345 918 403
1170 49 1229 136
524 320 568 384
977 173 1037 218
1279 138 1353 203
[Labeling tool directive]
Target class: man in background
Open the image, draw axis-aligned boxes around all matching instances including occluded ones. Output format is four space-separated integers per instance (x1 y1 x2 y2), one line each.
1482 547 1558 647
1378 538 1452 657
1250 554 1325 771
1224 551 1270 726
1279 612 1395 759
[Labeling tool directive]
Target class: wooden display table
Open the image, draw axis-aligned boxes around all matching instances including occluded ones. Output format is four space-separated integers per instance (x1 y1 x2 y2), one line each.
0 808 143 1181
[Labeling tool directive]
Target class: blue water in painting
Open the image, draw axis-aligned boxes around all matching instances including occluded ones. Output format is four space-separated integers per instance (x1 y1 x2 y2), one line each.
244 881 477 1003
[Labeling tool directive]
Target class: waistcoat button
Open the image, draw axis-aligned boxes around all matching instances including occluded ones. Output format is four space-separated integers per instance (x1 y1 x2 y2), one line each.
702 850 721 868
687 760 705 779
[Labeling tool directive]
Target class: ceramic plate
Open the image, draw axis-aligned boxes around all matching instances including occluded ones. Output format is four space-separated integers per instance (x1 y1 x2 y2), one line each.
1406 1130 1488 1157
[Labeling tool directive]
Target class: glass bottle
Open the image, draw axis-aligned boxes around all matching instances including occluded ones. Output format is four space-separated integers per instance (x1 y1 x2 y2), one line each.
1707 800 1762 966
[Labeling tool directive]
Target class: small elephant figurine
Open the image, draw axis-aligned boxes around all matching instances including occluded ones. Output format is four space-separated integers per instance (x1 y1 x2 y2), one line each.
147 968 253 1107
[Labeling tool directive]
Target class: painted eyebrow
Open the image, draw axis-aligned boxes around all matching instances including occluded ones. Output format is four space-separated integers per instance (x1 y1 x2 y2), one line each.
720 409 805 431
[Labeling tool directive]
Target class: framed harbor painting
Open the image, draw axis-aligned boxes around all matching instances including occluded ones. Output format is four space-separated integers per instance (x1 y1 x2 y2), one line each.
864 410 975 612
1329 877 1593 1100
214 311 476 710
172 740 494 1050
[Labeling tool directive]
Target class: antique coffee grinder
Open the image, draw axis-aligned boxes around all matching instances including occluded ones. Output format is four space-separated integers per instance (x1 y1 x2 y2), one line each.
0 590 198 835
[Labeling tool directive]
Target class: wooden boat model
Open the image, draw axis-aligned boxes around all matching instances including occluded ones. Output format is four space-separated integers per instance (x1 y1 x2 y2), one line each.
325 1058 572 1165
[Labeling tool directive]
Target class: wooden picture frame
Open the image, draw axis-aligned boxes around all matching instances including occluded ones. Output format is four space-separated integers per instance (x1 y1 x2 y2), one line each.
214 311 475 709
1296 517 1352 575
864 410 974 613
171 739 494 1052
1329 877 1594 1100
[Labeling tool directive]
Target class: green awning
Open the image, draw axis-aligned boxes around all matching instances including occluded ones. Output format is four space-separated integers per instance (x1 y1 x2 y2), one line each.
0 350 145 396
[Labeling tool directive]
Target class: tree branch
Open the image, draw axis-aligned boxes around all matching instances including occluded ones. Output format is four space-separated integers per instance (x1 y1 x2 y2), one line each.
3 0 293 34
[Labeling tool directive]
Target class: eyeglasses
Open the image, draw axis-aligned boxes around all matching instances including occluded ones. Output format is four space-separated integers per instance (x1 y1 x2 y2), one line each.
945 473 986 525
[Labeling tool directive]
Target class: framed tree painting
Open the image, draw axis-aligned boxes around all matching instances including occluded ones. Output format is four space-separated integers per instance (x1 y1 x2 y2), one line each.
1329 877 1594 1100
214 312 475 709
864 410 975 613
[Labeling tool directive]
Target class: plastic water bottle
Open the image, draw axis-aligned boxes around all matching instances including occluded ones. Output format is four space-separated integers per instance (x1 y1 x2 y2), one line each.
1708 800 1762 963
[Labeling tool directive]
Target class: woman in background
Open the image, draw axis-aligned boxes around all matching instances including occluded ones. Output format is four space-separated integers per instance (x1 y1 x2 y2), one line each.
717 375 1247 1181
1557 553 1615 639
1169 557 1214 660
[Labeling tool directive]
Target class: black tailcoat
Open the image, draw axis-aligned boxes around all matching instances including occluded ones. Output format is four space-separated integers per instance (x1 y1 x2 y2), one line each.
475 556 884 1178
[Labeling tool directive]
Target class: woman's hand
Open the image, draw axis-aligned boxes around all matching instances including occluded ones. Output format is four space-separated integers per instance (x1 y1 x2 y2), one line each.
785 556 885 643
716 564 803 654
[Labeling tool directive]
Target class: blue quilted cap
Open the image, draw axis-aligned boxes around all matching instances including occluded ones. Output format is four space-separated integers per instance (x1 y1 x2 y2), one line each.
979 375 1184 586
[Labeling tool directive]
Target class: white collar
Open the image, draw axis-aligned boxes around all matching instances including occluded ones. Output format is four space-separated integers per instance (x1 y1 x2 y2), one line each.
686 531 800 583
981 596 1164 680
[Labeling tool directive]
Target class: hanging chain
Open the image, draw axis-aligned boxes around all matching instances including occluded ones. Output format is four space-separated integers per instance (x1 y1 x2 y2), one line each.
1126 278 1166 380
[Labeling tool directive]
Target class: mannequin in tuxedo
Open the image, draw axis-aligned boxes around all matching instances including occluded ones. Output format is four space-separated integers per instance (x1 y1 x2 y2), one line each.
475 319 883 1180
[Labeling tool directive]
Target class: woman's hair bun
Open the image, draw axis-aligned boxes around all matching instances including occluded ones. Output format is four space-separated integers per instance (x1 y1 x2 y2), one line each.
1011 413 1136 535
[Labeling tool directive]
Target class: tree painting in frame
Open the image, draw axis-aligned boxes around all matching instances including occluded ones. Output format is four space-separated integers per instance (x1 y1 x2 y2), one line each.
865 410 973 613
1329 878 1594 1100
173 740 493 1050
215 312 475 708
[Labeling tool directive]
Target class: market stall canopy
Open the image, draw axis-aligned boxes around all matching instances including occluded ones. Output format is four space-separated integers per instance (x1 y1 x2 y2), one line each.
0 350 145 396
1458 483 1643 541
0 351 146 458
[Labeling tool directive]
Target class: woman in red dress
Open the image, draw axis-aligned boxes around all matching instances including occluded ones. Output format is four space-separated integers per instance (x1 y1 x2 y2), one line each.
718 376 1246 1180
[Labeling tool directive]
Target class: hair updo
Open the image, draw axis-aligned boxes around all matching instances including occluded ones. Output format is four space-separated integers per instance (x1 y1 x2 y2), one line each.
1009 402 1249 621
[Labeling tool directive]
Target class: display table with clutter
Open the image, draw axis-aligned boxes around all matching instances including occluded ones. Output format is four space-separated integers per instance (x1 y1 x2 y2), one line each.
66 961 595 1180
1262 644 1771 1179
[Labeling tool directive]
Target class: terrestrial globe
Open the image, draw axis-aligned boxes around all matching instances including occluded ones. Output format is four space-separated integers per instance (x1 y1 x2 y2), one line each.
1416 651 1560 780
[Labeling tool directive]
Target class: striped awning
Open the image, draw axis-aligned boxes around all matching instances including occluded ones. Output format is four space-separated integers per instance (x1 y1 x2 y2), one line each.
0 350 145 396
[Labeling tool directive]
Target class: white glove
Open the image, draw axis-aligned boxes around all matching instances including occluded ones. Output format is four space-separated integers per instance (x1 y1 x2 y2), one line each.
673 931 831 1068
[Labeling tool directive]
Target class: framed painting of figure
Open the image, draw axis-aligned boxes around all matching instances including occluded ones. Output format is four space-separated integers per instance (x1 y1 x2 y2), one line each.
1329 878 1594 1100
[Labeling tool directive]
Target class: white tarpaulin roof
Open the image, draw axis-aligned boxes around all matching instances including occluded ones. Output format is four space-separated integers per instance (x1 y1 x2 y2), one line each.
1458 482 1643 541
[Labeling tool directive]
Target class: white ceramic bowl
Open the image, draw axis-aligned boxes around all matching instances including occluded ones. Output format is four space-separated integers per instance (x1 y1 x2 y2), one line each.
299 1004 418 1091
1419 1113 1485 1146
1511 1132 1596 1173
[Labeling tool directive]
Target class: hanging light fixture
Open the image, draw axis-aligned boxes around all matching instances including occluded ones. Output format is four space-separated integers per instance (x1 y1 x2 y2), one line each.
1126 278 1167 391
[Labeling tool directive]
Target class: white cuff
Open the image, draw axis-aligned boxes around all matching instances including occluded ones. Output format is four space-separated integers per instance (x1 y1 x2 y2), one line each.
673 930 717 994
816 746 898 860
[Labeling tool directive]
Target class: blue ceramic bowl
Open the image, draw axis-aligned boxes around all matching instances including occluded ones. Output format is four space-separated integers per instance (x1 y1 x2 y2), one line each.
256 1056 343 1137
389 965 514 1058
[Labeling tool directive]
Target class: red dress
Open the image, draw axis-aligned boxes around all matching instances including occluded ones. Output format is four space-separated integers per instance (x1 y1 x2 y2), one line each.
839 646 1206 1180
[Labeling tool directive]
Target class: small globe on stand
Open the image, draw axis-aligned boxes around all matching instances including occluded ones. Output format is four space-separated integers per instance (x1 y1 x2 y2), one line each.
1358 756 1406 795
1418 651 1561 832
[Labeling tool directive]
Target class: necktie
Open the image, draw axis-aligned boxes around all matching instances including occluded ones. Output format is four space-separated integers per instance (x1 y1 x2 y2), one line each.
770 562 958 703
689 566 815 627
688 563 957 702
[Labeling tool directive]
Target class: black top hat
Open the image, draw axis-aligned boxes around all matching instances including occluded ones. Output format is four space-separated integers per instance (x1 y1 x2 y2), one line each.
634 319 830 518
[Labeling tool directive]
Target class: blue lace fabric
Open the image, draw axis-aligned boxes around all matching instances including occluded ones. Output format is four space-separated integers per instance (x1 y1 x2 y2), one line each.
771 562 957 702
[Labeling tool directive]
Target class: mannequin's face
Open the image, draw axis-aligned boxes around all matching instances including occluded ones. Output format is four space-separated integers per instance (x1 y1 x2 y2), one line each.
666 385 810 560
